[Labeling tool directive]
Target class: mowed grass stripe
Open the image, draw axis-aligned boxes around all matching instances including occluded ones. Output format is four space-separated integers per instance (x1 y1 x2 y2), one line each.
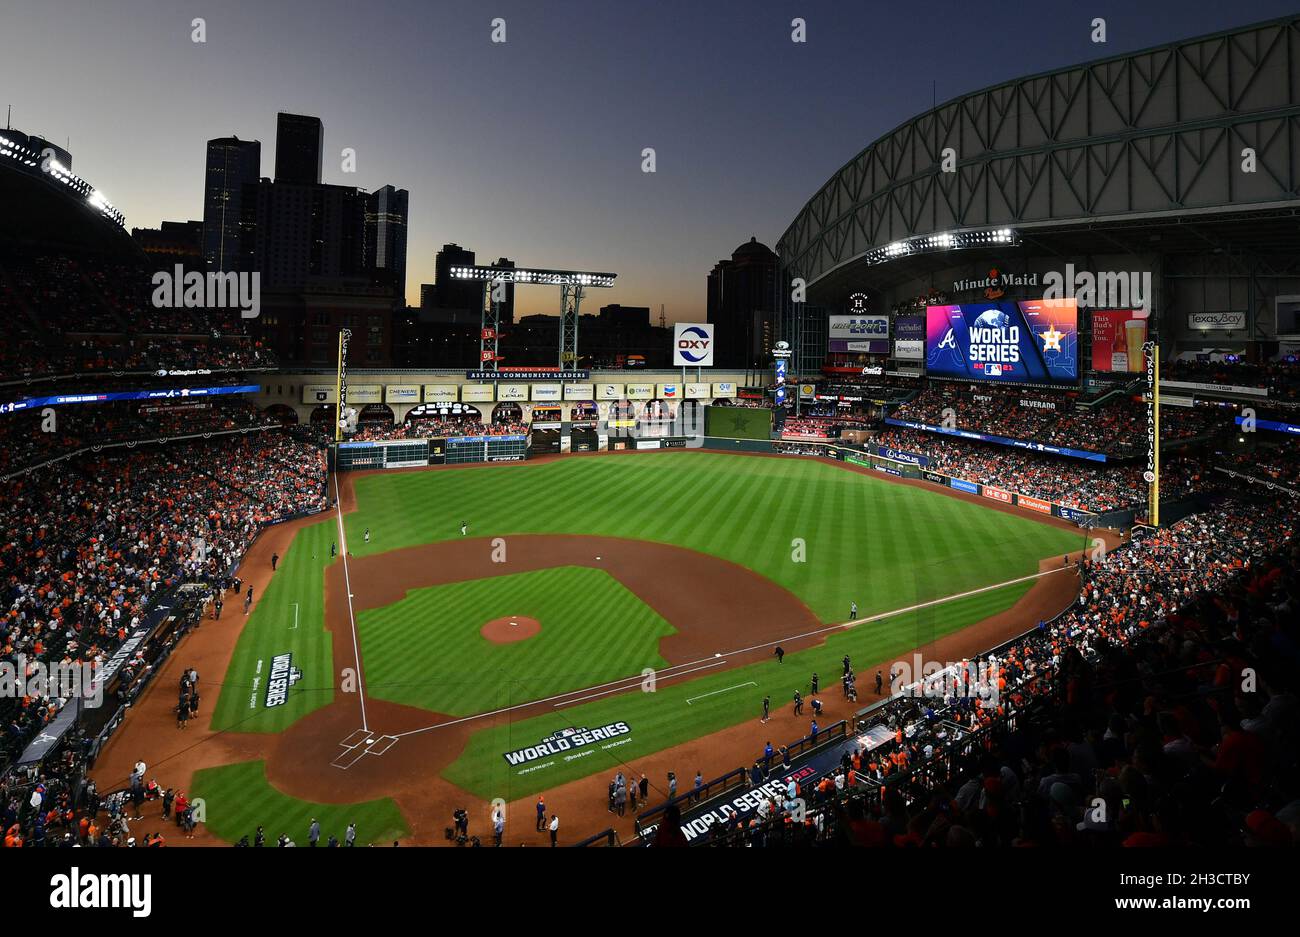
442 578 1039 800
354 566 672 716
190 760 407 845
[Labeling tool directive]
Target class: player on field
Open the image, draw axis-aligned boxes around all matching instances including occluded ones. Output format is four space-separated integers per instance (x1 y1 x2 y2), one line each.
460 520 468 536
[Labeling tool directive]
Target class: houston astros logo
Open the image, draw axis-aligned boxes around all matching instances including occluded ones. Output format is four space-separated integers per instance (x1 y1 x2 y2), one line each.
1040 323 1064 352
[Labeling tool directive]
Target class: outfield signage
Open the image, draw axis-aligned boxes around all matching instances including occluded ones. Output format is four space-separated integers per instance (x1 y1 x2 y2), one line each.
673 323 715 367
563 383 595 400
531 384 562 402
461 384 495 402
685 383 712 399
876 446 928 467
982 486 1012 503
920 469 947 485
348 384 382 405
1017 494 1053 514
384 384 420 404
596 383 625 400
503 722 632 767
882 417 1107 463
466 370 589 381
712 382 736 397
423 384 460 403
626 383 654 400
950 478 980 494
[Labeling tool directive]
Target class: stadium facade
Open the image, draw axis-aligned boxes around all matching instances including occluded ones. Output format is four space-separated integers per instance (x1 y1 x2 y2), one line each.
776 14 1300 381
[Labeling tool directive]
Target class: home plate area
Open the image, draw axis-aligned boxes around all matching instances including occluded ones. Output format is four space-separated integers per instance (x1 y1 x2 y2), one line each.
331 729 398 769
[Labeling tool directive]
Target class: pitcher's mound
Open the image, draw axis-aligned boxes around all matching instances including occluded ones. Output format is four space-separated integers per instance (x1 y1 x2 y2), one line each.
481 616 541 644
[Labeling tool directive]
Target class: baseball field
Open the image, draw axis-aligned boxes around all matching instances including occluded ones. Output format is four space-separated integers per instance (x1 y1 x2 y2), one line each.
99 450 1088 845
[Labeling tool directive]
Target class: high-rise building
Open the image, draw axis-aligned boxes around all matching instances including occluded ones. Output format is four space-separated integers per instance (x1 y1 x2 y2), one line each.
273 112 323 185
201 136 260 271
707 236 779 368
434 243 479 318
364 185 409 300
240 180 365 288
491 256 516 326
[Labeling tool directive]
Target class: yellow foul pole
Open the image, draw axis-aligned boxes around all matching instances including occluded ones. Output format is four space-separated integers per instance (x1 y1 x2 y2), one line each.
334 330 345 443
1150 344 1160 527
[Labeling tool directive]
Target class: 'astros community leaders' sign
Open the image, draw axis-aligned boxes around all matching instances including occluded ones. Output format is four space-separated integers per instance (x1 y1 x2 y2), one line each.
503 722 631 765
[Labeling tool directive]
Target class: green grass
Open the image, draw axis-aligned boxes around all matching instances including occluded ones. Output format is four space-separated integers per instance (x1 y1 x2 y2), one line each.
347 451 1083 622
356 566 673 715
209 450 1083 825
442 579 1032 800
211 518 337 733
190 760 408 845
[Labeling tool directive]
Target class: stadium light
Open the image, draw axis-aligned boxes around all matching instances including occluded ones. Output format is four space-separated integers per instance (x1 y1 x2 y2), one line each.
856 226 1019 268
449 265 616 288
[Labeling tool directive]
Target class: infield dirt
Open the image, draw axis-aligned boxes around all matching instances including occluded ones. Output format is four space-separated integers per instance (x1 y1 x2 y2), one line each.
92 450 1112 846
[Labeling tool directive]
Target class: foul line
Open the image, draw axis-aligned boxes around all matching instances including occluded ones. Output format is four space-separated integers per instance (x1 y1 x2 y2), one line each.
333 473 369 732
384 565 1074 739
687 681 757 705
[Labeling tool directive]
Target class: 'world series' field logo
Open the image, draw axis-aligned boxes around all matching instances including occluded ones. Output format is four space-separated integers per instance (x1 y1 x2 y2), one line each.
265 653 303 708
502 722 631 765
50 868 151 917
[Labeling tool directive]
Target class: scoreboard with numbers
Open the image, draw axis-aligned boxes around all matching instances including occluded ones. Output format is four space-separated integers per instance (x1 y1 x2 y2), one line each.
446 434 527 464
336 439 430 470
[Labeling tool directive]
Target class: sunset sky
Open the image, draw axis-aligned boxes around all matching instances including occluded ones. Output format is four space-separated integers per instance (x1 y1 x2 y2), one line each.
4 0 1293 319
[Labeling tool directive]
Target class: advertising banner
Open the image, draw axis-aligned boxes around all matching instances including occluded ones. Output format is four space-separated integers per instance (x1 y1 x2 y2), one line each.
657 383 681 399
461 384 495 403
685 383 712 399
531 384 562 402
1091 309 1147 372
626 383 654 400
950 478 980 494
384 384 420 404
712 381 736 397
563 383 595 400
302 384 337 405
875 446 929 467
829 315 889 340
982 486 1012 503
673 323 715 366
423 384 460 403
926 299 1078 384
347 384 382 404
1188 312 1246 331
920 470 948 485
497 384 529 402
1016 494 1053 514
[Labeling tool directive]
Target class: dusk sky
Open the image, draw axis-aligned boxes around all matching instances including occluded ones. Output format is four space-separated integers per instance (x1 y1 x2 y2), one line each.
4 0 1295 319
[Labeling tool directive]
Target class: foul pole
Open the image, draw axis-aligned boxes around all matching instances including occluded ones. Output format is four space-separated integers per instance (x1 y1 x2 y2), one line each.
334 328 351 443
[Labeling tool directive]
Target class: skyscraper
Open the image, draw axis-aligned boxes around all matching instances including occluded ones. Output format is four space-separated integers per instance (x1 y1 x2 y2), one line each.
434 243 479 318
364 185 409 299
273 112 323 185
707 236 779 368
201 136 260 271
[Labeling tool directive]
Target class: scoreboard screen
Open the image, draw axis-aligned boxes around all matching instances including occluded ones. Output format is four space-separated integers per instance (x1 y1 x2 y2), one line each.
925 299 1078 385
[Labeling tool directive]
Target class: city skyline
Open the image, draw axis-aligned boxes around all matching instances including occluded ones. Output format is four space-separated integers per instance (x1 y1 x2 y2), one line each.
4 0 1295 321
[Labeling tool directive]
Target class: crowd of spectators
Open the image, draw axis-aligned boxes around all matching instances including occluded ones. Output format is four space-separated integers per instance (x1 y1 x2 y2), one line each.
872 428 1206 512
351 418 528 442
0 249 276 383
1165 357 1300 401
780 418 836 440
892 385 1217 457
695 494 1300 847
0 429 327 769
0 399 285 478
